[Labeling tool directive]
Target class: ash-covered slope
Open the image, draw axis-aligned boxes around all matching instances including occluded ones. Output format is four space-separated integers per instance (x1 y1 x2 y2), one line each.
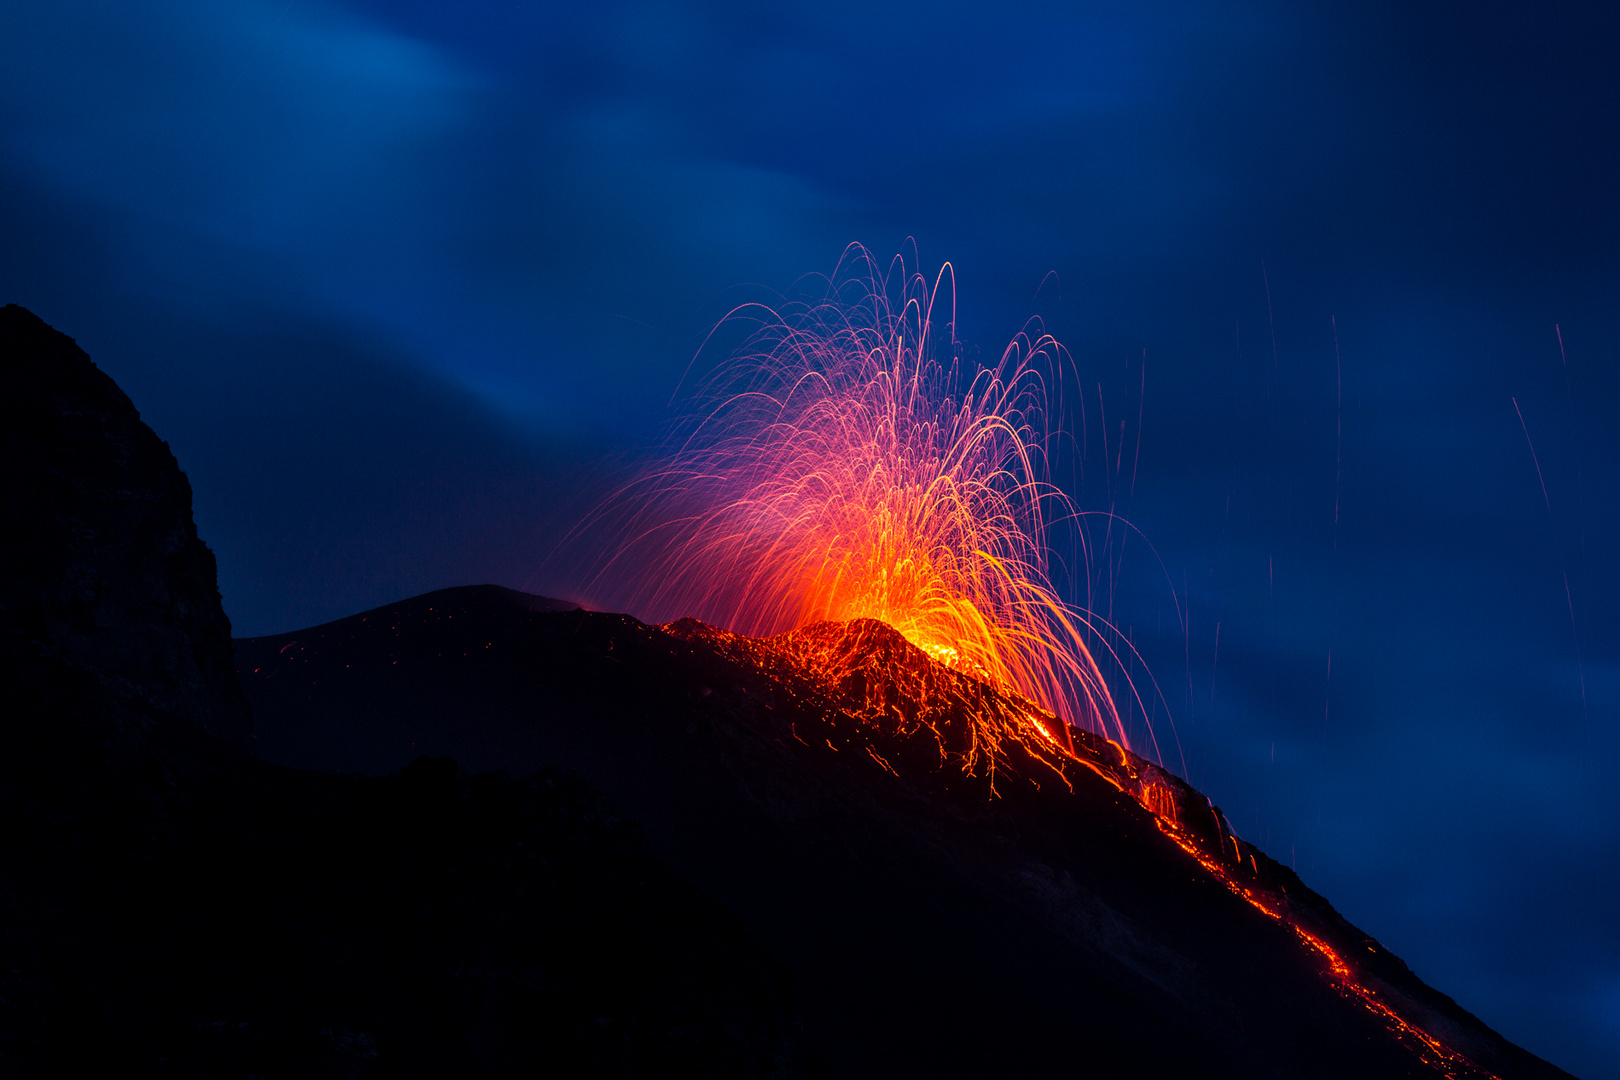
0 306 808 1078
241 589 1574 1080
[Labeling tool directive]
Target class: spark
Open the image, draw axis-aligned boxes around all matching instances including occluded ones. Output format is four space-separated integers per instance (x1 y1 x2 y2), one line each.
569 247 1491 1076
586 244 1156 758
1511 396 1551 512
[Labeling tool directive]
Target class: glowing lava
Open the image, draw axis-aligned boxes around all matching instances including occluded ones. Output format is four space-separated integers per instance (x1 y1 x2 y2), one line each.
674 614 1499 1080
585 245 1153 759
570 245 1503 1078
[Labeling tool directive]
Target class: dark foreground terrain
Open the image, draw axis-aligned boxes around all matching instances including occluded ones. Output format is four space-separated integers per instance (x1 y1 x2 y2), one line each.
1 302 1577 1079
0 305 805 1078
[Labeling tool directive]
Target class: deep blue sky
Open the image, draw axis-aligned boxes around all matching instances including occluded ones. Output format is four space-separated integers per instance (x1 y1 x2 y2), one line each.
3 1 1616 1074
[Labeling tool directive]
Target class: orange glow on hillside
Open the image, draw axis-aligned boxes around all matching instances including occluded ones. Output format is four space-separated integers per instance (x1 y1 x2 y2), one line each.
565 241 1500 1077
664 612 1498 1078
585 245 1156 759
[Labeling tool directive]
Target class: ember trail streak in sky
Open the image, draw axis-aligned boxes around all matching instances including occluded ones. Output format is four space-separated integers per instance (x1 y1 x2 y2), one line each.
585 246 1156 759
567 245 1517 1076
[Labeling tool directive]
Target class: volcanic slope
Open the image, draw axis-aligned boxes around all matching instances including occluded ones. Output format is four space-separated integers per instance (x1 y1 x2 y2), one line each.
241 587 1573 1080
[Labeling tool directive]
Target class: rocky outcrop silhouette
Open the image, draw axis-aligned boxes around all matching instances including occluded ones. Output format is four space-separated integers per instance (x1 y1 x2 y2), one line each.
1 303 250 749
0 306 808 1079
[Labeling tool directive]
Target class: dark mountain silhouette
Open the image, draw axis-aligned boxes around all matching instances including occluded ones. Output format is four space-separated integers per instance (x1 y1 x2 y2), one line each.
0 305 808 1078
0 302 1576 1078
238 584 1576 1080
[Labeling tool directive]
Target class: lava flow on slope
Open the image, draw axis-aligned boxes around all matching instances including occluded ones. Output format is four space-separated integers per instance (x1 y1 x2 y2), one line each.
674 614 1512 1080
240 585 1574 1080
539 247 1560 1079
573 245 1144 757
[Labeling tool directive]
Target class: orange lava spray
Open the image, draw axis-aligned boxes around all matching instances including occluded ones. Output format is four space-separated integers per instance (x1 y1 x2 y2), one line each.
566 248 1497 1075
585 245 1157 758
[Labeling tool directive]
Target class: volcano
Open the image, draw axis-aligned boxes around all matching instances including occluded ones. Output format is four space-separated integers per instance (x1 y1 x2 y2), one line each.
239 588 1571 1080
1 303 1577 1079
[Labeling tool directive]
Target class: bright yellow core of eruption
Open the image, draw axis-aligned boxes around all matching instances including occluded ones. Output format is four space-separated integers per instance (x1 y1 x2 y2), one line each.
597 250 1139 752
788 479 1014 684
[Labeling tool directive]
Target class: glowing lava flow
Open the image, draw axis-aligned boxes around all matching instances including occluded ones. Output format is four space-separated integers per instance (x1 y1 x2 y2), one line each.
667 613 1499 1080
1140 789 1502 1080
586 245 1153 761
578 246 1497 1078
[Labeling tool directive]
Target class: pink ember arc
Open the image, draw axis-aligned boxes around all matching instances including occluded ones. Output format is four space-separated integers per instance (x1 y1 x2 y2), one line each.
583 244 1164 765
567 246 1508 1079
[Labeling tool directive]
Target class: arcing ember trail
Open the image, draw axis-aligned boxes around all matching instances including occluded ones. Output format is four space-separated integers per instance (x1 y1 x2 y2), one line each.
5 302 1572 1079
581 245 1151 759
243 586 1564 1079
579 249 1512 1079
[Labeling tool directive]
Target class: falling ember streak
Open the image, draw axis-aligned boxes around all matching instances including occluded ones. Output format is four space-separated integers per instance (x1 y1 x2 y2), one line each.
585 245 1156 758
572 247 1495 1077
1511 397 1551 512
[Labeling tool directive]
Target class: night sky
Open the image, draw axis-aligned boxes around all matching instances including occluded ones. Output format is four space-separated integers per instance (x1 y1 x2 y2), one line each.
3 2 1617 1075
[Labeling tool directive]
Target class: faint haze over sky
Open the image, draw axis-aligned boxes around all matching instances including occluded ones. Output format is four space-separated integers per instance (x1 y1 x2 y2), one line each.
2 2 1617 1075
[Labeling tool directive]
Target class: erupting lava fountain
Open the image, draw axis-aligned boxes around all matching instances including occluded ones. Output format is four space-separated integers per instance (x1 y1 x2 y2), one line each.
579 245 1164 766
